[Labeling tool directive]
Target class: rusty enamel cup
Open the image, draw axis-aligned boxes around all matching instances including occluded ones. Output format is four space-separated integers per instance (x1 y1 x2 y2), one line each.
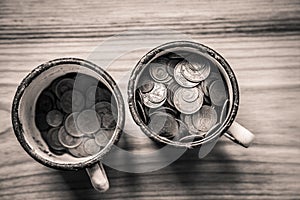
128 41 254 151
11 58 125 192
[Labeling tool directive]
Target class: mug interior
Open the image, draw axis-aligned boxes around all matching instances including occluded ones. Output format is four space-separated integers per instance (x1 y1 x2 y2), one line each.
128 42 238 148
13 59 124 169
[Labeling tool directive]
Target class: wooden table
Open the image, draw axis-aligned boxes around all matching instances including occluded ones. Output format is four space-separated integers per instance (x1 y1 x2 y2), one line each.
0 0 299 199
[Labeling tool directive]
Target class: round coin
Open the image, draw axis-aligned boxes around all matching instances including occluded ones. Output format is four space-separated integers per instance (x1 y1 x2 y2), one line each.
173 119 190 141
46 110 63 127
64 112 84 137
174 61 199 88
46 127 65 151
192 105 218 132
58 126 82 148
76 109 101 135
177 87 199 103
86 85 112 103
181 55 211 82
54 78 74 98
149 59 172 83
201 72 220 96
173 88 203 114
94 129 112 147
68 138 90 157
83 138 101 155
181 114 203 135
60 90 85 113
93 102 117 129
139 80 155 94
209 80 227 106
148 112 178 139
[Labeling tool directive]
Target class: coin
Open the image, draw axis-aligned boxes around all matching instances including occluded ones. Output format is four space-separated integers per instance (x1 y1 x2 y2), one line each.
46 127 65 151
201 72 220 96
173 88 203 114
179 134 205 143
76 109 101 135
64 112 84 137
94 129 112 147
54 78 74 98
136 100 148 124
140 83 167 108
209 80 227 106
166 59 179 77
93 102 117 129
36 90 55 113
139 80 155 94
148 112 178 139
60 90 85 113
68 138 90 157
58 126 82 148
219 99 229 123
179 87 199 103
181 55 211 82
46 110 63 127
83 138 101 155
181 114 202 135
173 119 190 141
174 61 199 88
86 85 112 103
192 105 217 132
149 59 172 83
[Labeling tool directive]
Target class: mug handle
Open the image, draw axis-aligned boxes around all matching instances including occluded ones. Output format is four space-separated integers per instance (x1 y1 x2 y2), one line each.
86 162 109 192
224 121 255 148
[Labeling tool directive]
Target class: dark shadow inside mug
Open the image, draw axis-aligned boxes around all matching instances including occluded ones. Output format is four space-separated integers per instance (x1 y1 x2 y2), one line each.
128 41 239 148
12 58 125 170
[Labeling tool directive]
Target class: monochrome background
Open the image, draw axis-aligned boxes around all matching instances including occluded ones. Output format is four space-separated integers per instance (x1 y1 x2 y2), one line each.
0 0 299 199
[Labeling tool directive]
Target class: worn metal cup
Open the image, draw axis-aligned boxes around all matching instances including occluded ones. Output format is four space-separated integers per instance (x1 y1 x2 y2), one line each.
12 58 125 192
128 41 254 150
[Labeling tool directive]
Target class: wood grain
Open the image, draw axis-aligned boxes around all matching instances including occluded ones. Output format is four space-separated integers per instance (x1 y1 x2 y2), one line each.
0 0 300 199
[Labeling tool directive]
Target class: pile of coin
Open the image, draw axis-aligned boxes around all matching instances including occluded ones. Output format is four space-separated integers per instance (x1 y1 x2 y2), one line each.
136 53 228 142
35 73 117 157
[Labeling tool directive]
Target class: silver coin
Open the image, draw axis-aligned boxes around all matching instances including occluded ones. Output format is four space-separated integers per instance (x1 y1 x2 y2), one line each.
173 88 203 114
166 59 180 77
181 114 203 135
86 85 112 103
140 83 167 108
209 80 227 106
64 112 84 137
174 61 200 88
46 127 65 151
173 119 190 141
54 78 74 98
94 129 112 147
179 134 205 143
60 90 85 113
46 110 63 127
58 126 82 148
93 102 117 129
177 87 199 103
136 100 148 124
76 109 101 135
68 138 90 157
148 112 178 139
181 56 211 83
220 99 229 123
201 72 220 96
149 60 172 83
192 105 218 132
83 138 101 155
139 80 155 94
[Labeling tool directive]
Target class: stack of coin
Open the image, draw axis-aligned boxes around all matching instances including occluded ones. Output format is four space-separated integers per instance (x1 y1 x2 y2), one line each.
35 73 117 157
136 52 229 142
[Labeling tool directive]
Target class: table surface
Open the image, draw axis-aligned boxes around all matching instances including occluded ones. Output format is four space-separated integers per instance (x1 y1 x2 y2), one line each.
0 0 299 199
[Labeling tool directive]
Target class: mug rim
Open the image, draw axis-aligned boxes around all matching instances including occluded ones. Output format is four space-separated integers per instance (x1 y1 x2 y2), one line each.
11 58 125 170
128 41 239 148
